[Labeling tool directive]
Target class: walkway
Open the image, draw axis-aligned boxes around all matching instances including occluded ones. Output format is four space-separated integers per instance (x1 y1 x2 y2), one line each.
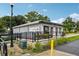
34 50 75 56
64 33 79 38
22 50 75 56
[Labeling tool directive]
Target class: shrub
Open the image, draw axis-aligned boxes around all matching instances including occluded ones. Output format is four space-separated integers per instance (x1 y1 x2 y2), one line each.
27 44 32 50
32 48 38 52
32 41 43 53
56 37 67 45
46 40 51 49
35 41 41 48
8 48 15 56
42 44 49 51
42 39 56 50
48 38 56 48
36 34 52 39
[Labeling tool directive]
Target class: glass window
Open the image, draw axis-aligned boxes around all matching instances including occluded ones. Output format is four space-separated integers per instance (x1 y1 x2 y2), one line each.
51 27 53 35
56 27 58 36
44 26 49 34
59 28 61 34
21 32 27 39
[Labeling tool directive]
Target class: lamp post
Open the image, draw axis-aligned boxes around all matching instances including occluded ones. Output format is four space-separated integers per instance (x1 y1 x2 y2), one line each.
10 4 14 47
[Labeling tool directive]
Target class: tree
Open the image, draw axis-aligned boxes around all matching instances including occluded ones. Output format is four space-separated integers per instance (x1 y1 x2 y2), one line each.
0 19 6 33
0 15 26 28
0 15 26 33
0 11 50 33
13 15 26 25
0 16 11 28
76 21 79 31
24 11 50 22
62 17 75 33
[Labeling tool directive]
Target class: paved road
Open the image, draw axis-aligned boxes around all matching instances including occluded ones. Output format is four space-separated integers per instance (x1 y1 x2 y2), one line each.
56 40 79 56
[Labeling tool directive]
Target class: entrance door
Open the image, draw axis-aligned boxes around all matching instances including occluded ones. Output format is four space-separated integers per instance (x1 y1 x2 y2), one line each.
43 26 49 34
51 27 53 37
56 27 58 38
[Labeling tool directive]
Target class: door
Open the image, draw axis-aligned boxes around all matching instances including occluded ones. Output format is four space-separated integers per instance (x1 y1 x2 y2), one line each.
43 26 49 34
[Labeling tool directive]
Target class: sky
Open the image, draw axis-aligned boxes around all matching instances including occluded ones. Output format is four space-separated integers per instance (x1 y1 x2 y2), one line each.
0 3 79 23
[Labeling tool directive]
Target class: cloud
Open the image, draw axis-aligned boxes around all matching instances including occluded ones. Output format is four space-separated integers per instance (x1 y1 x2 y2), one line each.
69 13 79 22
51 18 65 24
51 13 79 24
69 13 79 19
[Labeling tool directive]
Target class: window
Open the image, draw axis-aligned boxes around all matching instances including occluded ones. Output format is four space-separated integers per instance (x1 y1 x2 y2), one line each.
51 27 53 36
44 26 49 34
59 27 61 34
17 33 22 39
56 27 58 36
21 32 27 39
27 32 32 39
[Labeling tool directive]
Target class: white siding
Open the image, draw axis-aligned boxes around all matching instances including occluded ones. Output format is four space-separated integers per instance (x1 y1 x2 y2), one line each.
29 24 41 32
13 23 63 38
13 28 20 33
13 23 43 33
53 27 56 36
19 26 28 33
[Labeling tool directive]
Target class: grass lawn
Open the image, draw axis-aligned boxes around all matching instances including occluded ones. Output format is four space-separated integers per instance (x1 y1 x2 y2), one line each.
66 35 79 42
56 35 79 45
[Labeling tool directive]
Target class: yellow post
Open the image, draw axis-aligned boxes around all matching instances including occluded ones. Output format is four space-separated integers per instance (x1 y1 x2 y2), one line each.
51 39 54 56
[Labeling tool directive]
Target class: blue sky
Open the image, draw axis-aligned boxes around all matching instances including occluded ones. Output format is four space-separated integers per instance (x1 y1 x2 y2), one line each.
0 3 79 23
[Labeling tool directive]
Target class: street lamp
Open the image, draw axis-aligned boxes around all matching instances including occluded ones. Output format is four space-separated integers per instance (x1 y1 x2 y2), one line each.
10 4 14 47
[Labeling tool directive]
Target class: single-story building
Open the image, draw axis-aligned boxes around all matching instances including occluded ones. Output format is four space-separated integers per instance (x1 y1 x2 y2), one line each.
13 20 63 41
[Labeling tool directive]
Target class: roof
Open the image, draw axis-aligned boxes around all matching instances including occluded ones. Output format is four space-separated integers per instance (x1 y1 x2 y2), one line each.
13 20 63 28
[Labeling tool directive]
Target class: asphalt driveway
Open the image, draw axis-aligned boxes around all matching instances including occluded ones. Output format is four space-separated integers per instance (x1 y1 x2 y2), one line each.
56 40 79 56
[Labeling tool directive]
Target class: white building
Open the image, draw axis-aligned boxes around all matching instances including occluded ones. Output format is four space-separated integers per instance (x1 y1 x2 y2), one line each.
13 20 63 41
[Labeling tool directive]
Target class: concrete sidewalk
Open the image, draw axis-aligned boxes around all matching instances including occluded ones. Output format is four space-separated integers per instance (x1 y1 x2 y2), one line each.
65 33 79 38
35 50 76 56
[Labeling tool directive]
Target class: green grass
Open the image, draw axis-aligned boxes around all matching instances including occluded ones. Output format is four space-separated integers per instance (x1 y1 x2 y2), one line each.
66 35 79 42
55 35 79 45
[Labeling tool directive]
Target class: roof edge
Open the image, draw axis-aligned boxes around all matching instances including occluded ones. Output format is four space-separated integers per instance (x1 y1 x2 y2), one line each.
13 20 63 28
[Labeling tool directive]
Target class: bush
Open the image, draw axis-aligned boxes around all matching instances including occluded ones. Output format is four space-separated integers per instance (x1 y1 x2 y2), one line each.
32 48 38 52
42 44 49 51
46 40 51 49
27 44 32 50
36 34 52 39
8 48 15 56
42 39 55 50
35 41 41 48
56 37 67 45
32 40 54 53
48 38 57 48
32 41 43 53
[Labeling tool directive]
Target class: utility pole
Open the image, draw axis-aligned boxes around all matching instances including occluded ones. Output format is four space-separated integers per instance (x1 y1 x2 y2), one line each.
10 4 14 47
